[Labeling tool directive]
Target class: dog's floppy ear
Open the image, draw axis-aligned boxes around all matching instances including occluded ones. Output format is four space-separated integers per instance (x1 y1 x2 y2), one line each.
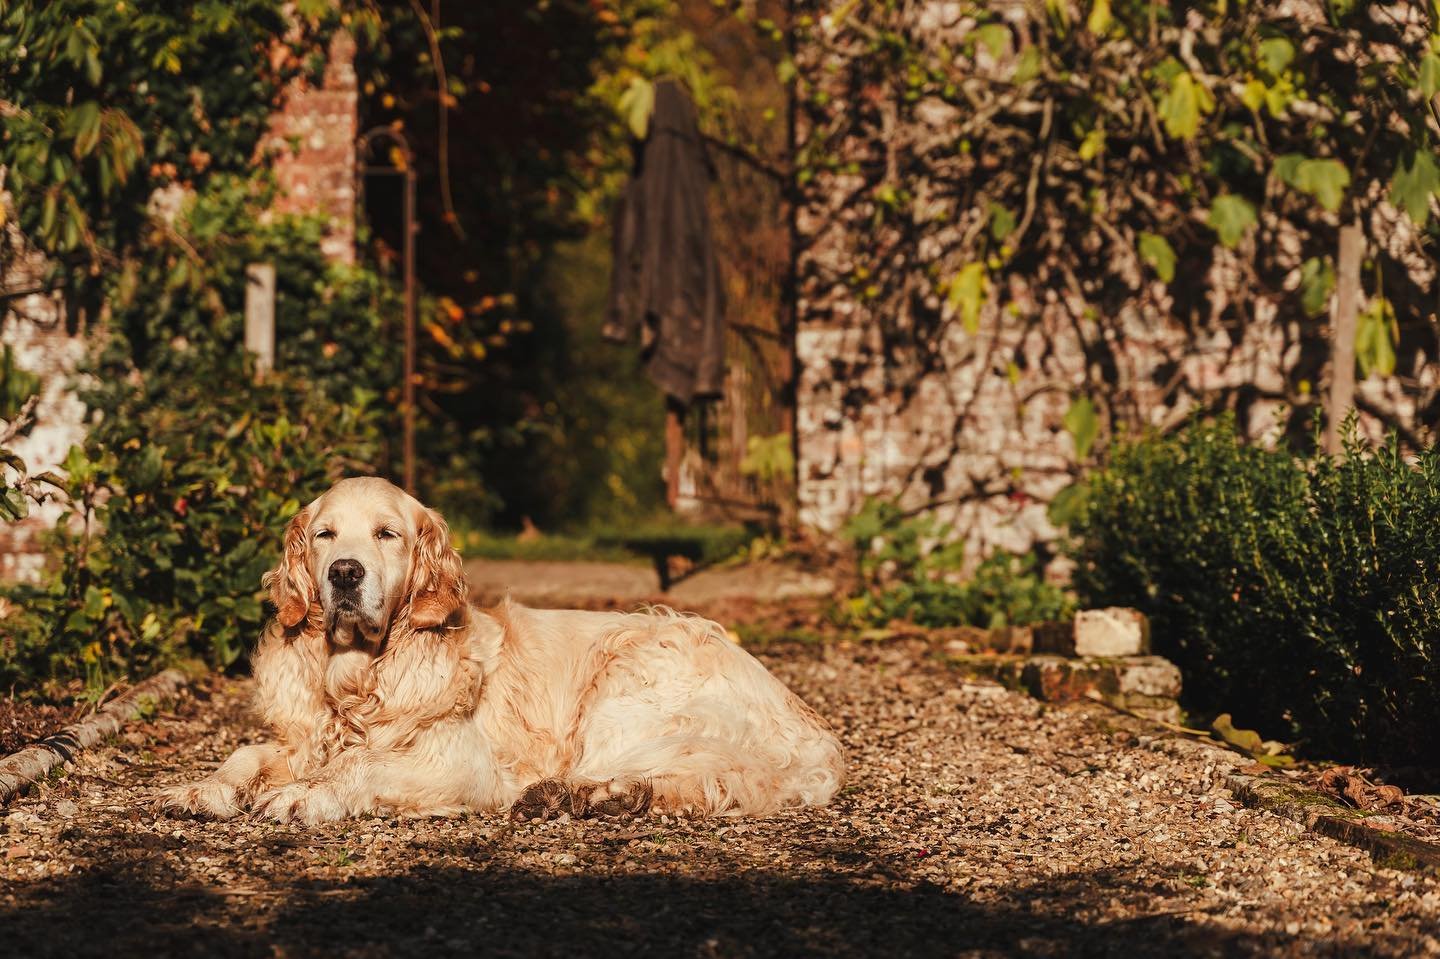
264 507 316 630
407 507 467 629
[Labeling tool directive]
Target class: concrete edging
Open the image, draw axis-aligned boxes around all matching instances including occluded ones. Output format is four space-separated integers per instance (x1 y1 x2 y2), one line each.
0 668 190 804
1228 772 1440 874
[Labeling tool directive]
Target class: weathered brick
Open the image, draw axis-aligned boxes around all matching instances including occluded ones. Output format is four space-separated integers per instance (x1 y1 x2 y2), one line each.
1020 654 1182 714
1033 608 1151 657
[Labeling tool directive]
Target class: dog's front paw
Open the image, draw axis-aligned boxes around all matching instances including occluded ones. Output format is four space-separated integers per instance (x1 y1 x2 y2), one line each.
587 779 653 819
153 781 242 820
253 782 346 825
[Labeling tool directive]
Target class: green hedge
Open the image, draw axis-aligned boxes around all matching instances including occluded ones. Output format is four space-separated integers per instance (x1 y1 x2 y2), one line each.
1068 418 1440 765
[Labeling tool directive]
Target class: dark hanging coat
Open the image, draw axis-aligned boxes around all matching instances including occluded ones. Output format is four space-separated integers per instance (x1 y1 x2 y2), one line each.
603 78 726 405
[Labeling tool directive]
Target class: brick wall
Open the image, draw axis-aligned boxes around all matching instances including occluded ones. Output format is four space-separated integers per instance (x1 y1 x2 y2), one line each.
265 30 358 264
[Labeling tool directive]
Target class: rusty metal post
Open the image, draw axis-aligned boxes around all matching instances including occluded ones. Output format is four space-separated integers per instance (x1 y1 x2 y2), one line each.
402 157 417 495
356 126 419 494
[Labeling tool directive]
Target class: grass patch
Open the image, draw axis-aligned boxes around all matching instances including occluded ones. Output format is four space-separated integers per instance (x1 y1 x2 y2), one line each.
456 522 755 567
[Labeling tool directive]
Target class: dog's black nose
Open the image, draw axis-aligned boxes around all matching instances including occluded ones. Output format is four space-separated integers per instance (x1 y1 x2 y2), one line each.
328 559 365 590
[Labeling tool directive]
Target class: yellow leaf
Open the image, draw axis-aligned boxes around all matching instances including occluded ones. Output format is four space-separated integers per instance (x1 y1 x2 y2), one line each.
1086 0 1112 35
1240 78 1266 112
946 263 989 333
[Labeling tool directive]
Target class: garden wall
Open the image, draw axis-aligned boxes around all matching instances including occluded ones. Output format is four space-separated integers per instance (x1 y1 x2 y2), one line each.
790 0 1439 559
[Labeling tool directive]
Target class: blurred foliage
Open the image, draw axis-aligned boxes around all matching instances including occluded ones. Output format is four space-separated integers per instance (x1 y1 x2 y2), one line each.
1067 416 1440 766
840 499 1074 630
356 0 790 529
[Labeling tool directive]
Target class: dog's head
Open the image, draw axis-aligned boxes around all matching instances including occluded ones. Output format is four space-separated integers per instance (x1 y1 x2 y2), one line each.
264 477 467 645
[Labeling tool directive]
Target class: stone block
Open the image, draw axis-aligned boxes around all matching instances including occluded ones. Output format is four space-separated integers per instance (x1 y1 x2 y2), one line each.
1032 608 1150 657
1020 654 1182 711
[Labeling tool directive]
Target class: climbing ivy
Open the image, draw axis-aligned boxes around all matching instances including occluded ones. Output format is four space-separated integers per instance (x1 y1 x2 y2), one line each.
784 0 1440 443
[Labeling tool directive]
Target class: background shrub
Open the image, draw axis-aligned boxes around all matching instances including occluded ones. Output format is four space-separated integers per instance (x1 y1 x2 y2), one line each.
1068 417 1440 766
0 358 376 696
842 500 1074 630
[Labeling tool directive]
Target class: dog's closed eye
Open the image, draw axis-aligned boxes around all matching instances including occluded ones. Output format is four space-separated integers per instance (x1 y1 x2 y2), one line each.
315 529 336 540
376 527 399 541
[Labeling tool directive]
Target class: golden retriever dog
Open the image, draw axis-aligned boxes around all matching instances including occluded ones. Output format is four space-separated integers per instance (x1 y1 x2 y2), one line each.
157 477 844 824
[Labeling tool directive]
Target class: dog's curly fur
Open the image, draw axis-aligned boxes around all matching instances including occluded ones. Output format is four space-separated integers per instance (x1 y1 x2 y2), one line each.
157 478 844 824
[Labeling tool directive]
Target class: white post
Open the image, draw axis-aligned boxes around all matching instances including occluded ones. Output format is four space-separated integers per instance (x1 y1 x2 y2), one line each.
244 263 276 378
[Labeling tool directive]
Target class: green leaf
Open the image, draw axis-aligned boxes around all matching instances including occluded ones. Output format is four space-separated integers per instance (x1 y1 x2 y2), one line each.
739 432 794 482
1389 149 1440 226
0 487 28 522
1356 296 1398 379
947 263 989 333
1047 480 1090 527
61 445 94 485
1138 232 1176 283
972 23 1010 59
1299 257 1335 317
1258 37 1295 76
988 203 1016 242
1207 195 1257 248
1419 53 1440 98
1078 126 1106 161
1272 153 1305 187
1157 72 1214 141
1044 0 1071 34
40 191 57 237
1086 0 1112 35
83 586 106 620
1064 395 1100 460
617 77 654 140
1012 46 1042 84
1292 159 1351 213
1240 78 1267 112
64 101 102 157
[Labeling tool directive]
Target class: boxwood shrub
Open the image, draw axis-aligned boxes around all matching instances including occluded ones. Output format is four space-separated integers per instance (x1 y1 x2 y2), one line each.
1067 417 1440 766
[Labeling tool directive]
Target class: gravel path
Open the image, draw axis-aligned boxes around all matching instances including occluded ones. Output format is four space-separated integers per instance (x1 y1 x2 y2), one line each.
2 637 1438 957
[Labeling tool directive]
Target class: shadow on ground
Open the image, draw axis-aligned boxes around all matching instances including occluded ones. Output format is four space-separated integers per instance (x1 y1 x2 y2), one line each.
0 825 1391 958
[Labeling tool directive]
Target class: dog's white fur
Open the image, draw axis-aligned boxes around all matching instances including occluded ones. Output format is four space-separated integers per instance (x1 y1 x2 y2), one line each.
158 477 844 823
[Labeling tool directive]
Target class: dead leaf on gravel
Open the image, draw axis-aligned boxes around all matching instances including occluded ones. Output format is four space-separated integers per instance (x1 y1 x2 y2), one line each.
1314 767 1409 813
1211 714 1295 766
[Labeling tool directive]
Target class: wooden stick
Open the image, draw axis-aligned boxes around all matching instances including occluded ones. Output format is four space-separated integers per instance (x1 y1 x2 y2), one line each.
0 668 189 803
1326 223 1363 454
